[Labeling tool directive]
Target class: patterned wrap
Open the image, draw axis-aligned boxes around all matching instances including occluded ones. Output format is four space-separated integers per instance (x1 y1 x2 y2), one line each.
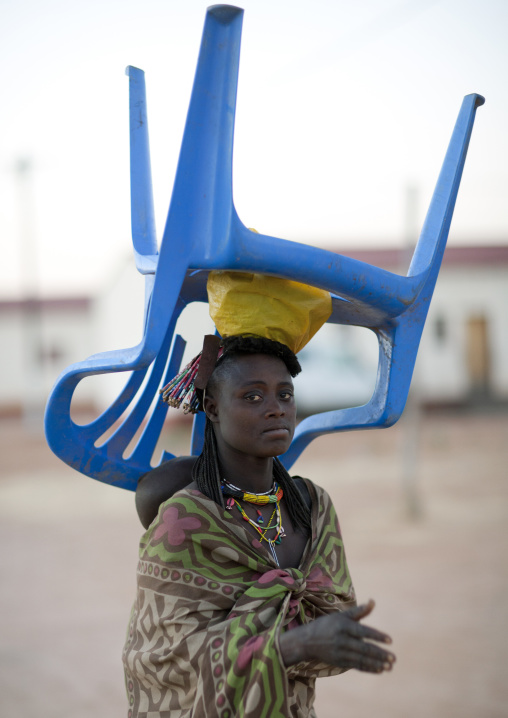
123 479 355 718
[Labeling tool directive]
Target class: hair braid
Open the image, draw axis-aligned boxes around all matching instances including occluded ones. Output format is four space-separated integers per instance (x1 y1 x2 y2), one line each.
192 417 312 534
273 458 312 533
192 418 224 507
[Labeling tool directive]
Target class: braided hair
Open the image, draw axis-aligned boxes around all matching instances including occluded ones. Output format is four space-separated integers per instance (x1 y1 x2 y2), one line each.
191 335 312 534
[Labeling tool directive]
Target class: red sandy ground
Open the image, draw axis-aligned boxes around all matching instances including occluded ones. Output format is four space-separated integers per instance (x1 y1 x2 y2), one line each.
0 410 506 717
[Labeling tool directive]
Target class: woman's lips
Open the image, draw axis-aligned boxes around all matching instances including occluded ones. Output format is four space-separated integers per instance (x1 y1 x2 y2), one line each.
263 426 290 437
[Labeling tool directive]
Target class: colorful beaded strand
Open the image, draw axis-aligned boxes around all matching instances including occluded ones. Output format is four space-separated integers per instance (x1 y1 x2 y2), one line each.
221 480 283 505
222 480 286 566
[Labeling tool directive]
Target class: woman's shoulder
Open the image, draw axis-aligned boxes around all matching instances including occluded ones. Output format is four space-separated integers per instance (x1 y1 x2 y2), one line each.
291 476 335 509
291 476 312 509
136 456 197 529
143 480 216 536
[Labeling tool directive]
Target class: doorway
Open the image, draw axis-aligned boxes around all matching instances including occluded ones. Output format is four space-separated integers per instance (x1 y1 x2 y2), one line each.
466 315 490 399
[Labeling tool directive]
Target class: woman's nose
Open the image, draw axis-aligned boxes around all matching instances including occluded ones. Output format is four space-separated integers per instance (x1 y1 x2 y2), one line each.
265 396 285 416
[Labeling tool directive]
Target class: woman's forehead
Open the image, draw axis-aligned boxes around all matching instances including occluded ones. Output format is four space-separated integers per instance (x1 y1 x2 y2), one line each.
219 353 293 386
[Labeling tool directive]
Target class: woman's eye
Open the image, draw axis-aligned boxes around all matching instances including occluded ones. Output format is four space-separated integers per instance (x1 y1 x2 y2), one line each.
245 394 262 402
280 391 294 400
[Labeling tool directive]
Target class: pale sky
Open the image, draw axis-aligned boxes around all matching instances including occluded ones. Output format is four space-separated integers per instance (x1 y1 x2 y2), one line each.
1 0 506 297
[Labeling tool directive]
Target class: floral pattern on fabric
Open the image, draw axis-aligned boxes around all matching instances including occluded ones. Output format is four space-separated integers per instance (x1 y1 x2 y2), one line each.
123 479 355 718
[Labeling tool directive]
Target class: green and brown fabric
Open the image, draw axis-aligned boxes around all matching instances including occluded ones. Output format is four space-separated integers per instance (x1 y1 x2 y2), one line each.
123 479 355 718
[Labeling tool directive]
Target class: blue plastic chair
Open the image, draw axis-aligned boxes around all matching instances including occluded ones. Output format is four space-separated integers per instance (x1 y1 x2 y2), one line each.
44 5 484 491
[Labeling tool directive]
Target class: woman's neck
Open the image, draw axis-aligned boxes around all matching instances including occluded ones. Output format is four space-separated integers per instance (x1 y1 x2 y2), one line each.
219 453 274 494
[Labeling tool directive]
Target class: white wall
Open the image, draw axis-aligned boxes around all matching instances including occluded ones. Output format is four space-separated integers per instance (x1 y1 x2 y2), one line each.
0 302 93 411
418 265 508 400
2 255 507 416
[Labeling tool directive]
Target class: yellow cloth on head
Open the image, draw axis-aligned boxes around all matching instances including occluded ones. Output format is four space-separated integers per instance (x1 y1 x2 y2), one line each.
207 271 332 354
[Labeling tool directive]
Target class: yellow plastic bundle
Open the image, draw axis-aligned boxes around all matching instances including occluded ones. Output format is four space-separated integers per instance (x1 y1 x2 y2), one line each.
207 270 332 354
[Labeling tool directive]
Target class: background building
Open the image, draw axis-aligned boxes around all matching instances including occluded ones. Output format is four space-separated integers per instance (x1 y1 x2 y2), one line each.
1 244 507 420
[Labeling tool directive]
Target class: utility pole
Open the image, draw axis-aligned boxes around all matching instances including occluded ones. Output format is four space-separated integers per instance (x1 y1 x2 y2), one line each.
400 183 423 519
15 157 45 431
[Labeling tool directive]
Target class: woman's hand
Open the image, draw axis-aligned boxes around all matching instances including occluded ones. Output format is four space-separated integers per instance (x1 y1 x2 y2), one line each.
279 599 395 674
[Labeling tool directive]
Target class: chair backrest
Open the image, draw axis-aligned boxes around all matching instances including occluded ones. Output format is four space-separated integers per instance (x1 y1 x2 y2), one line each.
44 5 484 491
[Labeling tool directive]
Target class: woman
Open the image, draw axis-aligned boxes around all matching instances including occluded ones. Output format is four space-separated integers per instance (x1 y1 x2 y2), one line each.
123 332 395 718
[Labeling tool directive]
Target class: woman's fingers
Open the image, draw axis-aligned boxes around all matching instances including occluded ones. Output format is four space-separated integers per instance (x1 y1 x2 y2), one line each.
338 635 396 666
344 599 376 622
337 648 394 673
344 616 393 645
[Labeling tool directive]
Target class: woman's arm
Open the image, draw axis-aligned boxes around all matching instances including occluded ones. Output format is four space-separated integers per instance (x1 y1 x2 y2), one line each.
135 456 197 528
279 599 395 674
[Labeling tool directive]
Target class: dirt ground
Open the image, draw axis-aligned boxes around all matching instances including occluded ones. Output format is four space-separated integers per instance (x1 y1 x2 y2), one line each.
0 409 507 718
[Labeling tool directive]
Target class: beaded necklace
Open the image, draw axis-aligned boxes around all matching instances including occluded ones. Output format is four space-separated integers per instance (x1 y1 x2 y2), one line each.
221 479 283 505
221 480 286 566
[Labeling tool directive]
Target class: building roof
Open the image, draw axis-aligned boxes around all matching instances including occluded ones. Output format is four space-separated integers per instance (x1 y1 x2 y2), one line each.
337 244 508 271
0 297 91 313
0 245 506 309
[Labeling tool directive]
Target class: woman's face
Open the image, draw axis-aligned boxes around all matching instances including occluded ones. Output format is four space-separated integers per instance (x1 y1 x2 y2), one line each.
204 353 296 460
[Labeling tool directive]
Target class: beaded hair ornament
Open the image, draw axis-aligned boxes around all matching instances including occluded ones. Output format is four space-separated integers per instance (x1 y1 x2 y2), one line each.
160 270 332 413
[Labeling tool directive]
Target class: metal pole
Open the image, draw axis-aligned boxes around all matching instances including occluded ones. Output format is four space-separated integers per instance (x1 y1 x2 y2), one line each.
15 157 45 431
400 183 423 519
